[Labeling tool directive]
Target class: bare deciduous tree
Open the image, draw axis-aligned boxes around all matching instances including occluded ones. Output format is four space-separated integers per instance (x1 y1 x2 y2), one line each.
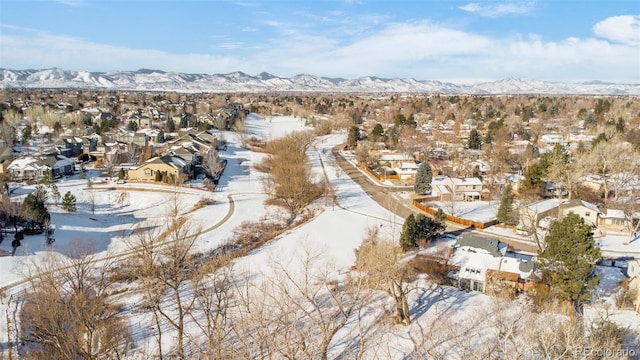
355 227 416 325
202 145 223 177
588 136 637 202
20 243 132 359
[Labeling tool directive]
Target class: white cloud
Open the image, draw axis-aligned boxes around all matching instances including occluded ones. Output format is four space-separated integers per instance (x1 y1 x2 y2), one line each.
459 2 533 18
593 15 640 46
53 0 87 6
0 19 638 83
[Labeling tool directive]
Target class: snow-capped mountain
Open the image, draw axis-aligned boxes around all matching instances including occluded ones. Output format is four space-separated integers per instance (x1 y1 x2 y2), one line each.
1 68 638 95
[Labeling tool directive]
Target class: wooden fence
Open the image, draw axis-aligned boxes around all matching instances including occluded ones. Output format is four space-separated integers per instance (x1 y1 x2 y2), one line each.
412 199 498 229
358 163 400 181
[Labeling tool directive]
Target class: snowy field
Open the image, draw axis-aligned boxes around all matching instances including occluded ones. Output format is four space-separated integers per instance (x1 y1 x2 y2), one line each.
1 114 639 358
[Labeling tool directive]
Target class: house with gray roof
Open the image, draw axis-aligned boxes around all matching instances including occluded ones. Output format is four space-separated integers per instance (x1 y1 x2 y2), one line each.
449 233 539 294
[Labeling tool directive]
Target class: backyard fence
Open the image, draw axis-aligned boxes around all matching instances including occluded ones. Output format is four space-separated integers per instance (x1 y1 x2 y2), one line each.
412 199 498 229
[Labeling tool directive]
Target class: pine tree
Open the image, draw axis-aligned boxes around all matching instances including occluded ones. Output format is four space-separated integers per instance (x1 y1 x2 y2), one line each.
166 118 176 132
399 214 417 251
370 123 384 140
156 130 166 143
414 162 432 195
414 213 446 245
50 183 61 204
537 213 601 314
347 126 360 149
467 129 482 150
39 171 54 186
21 193 50 226
434 208 447 225
497 182 516 225
118 168 125 180
61 191 77 212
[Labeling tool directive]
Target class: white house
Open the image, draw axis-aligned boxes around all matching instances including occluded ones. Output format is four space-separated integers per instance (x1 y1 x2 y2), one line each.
7 154 75 181
431 176 485 202
449 234 537 294
599 209 635 234
394 162 419 180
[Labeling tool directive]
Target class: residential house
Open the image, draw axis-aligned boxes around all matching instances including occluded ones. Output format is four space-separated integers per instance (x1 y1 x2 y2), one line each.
54 136 85 157
539 134 567 148
431 176 484 202
394 162 418 180
448 234 538 294
7 154 75 181
169 132 216 154
376 152 415 169
519 198 561 229
599 209 635 234
127 155 190 183
542 181 569 198
559 199 601 227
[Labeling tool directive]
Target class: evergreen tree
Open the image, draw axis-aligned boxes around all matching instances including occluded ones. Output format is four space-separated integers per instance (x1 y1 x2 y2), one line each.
497 182 516 225
399 214 417 251
21 193 50 227
127 120 138 131
414 162 432 195
155 171 162 182
22 124 33 144
394 114 407 127
50 183 61 204
61 191 77 212
166 118 176 132
370 123 384 140
537 213 601 314
521 162 546 192
414 213 446 245
118 168 125 180
406 114 417 128
347 126 360 149
39 171 54 186
434 208 447 226
156 130 165 143
467 129 482 150
180 115 189 128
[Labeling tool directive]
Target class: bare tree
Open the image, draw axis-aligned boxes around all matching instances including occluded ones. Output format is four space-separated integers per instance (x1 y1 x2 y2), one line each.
20 243 132 359
265 246 369 360
202 145 223 177
189 254 235 359
355 227 416 325
259 131 322 215
588 136 637 202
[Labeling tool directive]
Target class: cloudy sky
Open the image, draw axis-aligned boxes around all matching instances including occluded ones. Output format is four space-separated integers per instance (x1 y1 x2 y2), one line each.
0 0 638 83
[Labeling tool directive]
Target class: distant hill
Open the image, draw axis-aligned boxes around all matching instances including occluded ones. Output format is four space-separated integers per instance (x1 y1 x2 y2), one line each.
1 68 638 95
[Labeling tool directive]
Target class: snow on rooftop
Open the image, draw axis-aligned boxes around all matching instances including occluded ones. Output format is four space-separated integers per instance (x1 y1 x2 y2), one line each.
527 198 560 214
603 209 626 219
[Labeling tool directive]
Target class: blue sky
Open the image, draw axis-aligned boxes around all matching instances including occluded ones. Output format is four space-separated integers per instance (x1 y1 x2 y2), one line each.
0 0 638 83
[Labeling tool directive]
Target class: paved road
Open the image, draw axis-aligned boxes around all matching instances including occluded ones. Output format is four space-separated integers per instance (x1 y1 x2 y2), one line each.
331 145 541 253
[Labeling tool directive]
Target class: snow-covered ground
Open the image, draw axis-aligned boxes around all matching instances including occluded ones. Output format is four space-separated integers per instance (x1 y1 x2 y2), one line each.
1 114 638 358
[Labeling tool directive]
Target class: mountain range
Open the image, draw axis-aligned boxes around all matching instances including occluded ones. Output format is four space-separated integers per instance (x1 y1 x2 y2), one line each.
1 68 638 95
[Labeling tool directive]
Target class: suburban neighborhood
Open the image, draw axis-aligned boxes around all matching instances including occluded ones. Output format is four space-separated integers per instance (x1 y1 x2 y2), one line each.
0 89 639 358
